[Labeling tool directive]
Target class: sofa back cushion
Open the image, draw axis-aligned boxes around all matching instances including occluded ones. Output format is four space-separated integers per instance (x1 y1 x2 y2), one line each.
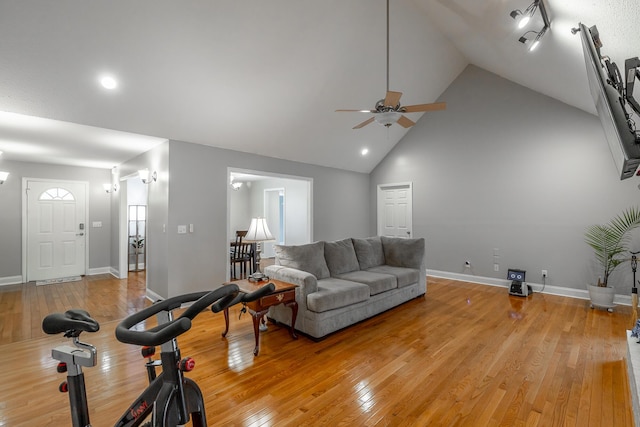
380 236 425 269
352 237 386 270
324 238 360 276
274 241 330 279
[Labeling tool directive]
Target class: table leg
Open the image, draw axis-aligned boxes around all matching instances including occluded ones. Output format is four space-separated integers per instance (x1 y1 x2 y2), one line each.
285 300 298 340
222 307 230 338
251 310 267 356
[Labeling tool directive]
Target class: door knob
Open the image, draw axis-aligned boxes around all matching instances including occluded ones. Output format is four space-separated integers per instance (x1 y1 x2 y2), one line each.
76 232 84 236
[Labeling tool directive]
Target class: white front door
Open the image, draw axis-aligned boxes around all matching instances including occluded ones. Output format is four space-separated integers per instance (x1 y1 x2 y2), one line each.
26 180 87 282
377 183 413 238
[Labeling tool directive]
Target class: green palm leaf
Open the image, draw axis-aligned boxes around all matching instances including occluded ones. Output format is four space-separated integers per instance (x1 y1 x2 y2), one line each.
585 206 640 286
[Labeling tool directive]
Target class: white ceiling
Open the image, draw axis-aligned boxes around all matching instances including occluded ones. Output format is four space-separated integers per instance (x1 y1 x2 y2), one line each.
0 0 638 173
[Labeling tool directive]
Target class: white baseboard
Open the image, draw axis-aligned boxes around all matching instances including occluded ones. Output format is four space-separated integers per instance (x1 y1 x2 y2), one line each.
88 267 112 276
146 288 163 302
427 269 632 306
0 275 23 286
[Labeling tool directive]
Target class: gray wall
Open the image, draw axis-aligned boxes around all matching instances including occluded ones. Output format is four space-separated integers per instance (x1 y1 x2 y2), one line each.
229 183 252 235
152 140 369 297
0 159 111 281
371 65 640 293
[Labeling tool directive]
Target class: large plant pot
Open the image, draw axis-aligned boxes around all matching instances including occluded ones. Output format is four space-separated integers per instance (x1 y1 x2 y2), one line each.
587 284 616 312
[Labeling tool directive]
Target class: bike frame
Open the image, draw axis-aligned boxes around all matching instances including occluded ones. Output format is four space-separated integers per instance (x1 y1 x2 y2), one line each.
54 313 206 427
47 283 271 427
113 341 206 426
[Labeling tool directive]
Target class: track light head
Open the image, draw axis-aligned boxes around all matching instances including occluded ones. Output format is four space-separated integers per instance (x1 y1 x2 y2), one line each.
510 9 532 29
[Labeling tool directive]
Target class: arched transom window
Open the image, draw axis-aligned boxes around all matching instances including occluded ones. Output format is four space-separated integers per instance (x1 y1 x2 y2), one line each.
39 187 75 201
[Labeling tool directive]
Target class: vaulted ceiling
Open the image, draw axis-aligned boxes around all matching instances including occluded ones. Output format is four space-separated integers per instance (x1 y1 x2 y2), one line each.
0 0 638 173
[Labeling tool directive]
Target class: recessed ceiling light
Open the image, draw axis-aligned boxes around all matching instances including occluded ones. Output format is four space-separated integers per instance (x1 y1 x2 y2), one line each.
361 148 369 156
100 75 118 90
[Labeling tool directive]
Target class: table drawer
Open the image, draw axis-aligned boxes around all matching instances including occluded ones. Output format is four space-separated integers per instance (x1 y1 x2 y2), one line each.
260 289 295 306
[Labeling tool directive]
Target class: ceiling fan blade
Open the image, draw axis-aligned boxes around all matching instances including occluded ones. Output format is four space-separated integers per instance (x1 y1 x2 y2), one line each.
383 91 402 107
335 109 376 113
353 117 375 129
397 115 415 128
402 102 447 113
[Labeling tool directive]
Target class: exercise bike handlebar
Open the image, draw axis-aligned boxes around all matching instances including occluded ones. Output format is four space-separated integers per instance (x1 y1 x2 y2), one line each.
115 282 275 347
210 282 275 313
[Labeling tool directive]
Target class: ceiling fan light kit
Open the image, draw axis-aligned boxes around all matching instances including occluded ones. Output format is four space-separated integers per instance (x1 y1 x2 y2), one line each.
510 0 551 52
375 111 402 128
335 0 446 130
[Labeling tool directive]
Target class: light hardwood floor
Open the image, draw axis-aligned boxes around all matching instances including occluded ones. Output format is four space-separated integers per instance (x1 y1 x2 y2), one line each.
0 274 635 426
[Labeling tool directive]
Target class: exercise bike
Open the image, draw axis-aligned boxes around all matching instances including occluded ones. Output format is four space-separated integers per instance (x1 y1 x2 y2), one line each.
42 282 275 427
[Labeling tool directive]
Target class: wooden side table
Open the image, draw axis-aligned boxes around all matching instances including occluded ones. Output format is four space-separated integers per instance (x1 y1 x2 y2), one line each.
222 279 298 356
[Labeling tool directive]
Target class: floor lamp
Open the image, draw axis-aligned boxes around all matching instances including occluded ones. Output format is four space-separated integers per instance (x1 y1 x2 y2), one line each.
244 217 275 281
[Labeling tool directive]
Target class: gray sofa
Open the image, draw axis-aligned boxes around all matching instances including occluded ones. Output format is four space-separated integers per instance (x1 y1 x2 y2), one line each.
264 236 426 339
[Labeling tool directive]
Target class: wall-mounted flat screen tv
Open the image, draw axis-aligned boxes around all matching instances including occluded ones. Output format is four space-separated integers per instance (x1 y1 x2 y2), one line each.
577 23 640 180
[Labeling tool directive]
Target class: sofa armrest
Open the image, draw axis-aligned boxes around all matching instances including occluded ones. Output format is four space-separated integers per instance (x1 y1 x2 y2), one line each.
264 265 318 311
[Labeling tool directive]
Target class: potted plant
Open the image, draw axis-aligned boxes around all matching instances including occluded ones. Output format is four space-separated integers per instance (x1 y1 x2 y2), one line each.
584 206 640 311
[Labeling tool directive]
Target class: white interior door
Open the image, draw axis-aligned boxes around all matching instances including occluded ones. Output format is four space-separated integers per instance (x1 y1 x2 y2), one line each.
377 183 413 238
26 180 87 282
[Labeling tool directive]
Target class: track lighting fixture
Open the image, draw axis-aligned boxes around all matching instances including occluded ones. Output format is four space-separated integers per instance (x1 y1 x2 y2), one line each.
510 0 550 52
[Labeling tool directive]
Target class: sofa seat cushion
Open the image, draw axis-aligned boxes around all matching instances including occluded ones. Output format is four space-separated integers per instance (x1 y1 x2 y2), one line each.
324 238 360 276
352 236 386 270
307 278 370 313
366 265 420 288
334 270 397 296
274 241 330 279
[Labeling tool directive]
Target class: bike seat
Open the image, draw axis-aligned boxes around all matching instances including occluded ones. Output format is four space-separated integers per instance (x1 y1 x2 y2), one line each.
42 309 100 336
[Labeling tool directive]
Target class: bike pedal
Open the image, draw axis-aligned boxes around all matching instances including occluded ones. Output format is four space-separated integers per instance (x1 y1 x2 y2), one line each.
57 362 67 373
59 381 68 393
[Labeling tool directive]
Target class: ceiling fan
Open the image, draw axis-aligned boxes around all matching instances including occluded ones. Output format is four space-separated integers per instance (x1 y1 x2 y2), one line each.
336 0 446 129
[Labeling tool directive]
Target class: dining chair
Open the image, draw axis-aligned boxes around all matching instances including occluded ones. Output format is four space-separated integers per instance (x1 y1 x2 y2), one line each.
230 230 253 279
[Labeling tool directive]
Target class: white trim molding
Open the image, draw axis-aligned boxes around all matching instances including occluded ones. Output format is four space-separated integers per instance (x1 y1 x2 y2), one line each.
427 269 632 306
87 267 112 276
0 275 23 286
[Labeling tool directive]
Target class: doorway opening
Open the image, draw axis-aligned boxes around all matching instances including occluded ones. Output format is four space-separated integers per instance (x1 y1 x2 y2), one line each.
118 172 148 280
228 168 312 279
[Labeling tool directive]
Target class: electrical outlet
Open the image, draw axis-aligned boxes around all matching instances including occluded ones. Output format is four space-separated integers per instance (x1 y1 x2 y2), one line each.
542 269 548 278
494 263 499 272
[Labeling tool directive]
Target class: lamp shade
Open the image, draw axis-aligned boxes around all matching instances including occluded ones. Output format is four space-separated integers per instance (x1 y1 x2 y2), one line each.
245 217 275 242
